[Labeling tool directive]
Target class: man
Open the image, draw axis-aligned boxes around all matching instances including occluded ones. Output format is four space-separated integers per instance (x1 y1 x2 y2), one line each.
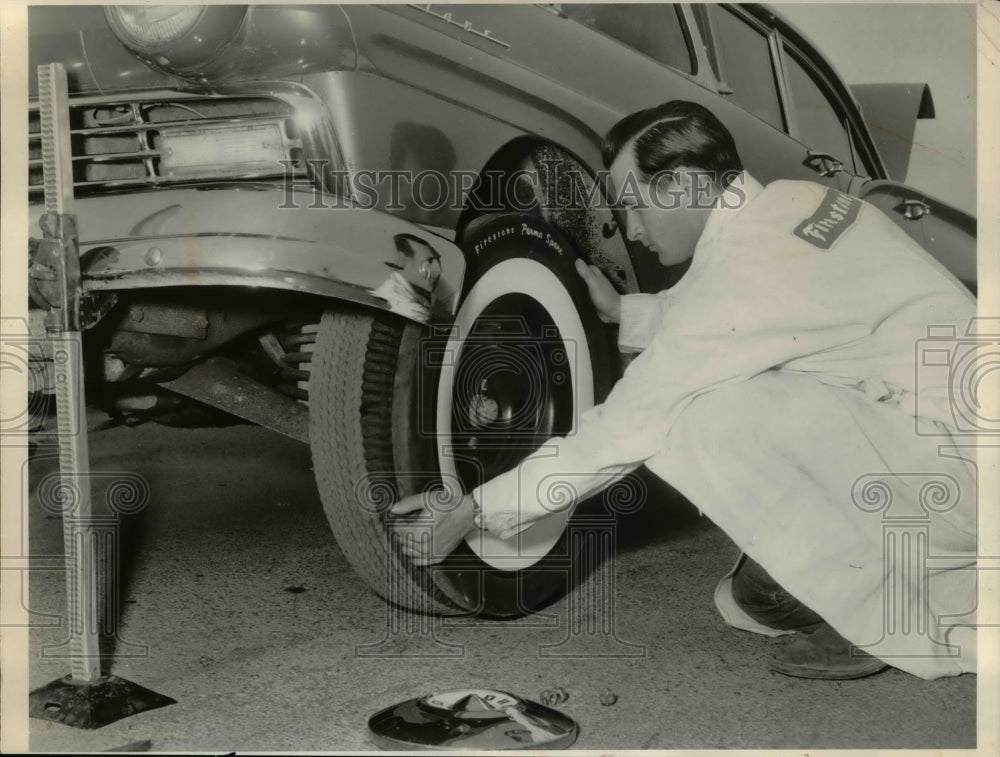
390 101 977 680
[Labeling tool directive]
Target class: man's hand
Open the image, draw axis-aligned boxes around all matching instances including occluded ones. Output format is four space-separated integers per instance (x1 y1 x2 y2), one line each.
388 490 477 565
575 258 621 323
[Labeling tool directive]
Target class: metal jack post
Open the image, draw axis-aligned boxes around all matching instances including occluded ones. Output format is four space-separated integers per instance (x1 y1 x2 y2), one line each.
27 63 175 730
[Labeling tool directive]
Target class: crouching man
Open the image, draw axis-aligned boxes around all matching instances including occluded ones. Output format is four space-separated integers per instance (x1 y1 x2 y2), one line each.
390 101 977 681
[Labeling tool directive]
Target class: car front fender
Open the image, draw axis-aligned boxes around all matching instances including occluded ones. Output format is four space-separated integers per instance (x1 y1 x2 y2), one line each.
29 185 465 322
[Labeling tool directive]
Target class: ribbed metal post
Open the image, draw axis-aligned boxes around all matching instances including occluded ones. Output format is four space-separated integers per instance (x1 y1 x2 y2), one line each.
39 62 101 683
29 62 175 729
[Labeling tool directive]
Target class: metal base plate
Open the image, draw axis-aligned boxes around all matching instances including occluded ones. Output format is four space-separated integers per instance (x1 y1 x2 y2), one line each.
29 675 176 730
368 688 579 750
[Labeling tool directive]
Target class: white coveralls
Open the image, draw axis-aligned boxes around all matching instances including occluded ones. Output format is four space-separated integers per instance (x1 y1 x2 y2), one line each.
472 173 977 679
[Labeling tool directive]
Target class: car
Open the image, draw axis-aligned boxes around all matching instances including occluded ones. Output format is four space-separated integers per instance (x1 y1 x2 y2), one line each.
26 3 977 618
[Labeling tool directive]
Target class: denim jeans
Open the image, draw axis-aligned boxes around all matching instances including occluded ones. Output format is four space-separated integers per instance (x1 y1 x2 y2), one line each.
731 555 824 631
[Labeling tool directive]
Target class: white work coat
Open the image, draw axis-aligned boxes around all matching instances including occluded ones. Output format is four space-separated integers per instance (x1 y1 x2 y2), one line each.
472 173 977 679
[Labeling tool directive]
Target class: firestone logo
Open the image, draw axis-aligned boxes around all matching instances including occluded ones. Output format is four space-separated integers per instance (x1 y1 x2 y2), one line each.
794 187 862 250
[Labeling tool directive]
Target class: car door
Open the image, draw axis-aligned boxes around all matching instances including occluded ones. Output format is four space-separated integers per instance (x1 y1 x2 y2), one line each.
691 3 862 192
771 37 863 194
740 5 976 291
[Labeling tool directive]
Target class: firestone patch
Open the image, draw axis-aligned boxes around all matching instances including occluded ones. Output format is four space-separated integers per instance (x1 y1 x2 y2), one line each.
793 188 862 250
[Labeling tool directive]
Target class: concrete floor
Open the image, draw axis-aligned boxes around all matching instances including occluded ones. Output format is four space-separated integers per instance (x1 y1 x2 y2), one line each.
23 414 976 751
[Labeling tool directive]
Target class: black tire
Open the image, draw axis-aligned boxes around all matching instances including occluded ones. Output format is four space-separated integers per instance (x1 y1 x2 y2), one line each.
308 309 465 615
309 213 615 617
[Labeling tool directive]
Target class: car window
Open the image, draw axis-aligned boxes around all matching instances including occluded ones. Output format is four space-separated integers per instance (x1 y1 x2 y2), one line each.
782 47 855 169
561 4 695 75
691 5 721 81
702 5 784 130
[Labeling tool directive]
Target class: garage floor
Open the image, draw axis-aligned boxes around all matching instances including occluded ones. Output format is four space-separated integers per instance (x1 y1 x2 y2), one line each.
24 414 975 751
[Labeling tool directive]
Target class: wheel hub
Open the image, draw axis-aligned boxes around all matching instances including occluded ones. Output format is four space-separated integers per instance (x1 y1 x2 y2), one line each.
467 381 501 428
433 254 599 576
450 294 571 489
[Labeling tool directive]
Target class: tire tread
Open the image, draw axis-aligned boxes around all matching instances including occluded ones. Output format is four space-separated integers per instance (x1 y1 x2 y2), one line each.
309 310 461 615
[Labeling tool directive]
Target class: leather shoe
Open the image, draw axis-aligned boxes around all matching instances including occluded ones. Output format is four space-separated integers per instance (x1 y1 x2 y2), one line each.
769 622 889 680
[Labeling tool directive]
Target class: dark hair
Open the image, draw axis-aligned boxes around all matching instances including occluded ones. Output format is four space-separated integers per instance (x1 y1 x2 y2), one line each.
601 101 743 187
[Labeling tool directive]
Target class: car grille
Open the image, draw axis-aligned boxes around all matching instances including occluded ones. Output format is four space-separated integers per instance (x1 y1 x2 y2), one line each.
28 94 308 197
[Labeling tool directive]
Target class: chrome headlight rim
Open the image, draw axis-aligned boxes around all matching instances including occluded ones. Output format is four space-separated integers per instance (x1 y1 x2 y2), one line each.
104 5 206 51
104 4 249 72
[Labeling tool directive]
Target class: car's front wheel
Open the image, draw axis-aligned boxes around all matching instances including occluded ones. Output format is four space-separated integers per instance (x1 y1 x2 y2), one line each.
308 213 614 616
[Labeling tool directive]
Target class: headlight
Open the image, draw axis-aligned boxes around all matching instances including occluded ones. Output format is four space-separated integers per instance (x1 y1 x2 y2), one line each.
104 5 248 73
105 6 205 49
